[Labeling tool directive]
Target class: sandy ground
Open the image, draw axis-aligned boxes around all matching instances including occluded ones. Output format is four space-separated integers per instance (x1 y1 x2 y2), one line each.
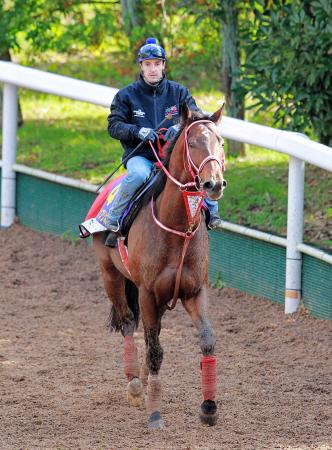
0 224 331 450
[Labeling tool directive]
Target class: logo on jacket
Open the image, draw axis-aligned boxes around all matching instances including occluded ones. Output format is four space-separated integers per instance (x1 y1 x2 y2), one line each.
133 108 145 118
165 105 178 117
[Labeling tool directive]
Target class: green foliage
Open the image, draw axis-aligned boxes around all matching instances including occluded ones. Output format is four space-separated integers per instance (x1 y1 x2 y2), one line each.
240 0 332 145
1 0 222 91
2 1 332 143
211 271 226 290
0 0 119 55
60 230 80 246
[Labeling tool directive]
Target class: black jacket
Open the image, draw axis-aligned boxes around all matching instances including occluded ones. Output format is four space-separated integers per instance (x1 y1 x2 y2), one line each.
107 75 199 163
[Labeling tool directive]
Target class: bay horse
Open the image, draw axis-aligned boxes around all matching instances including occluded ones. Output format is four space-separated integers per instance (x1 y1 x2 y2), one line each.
93 103 226 429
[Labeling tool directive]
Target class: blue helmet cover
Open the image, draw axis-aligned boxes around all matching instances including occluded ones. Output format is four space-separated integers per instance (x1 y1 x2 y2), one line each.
138 37 166 62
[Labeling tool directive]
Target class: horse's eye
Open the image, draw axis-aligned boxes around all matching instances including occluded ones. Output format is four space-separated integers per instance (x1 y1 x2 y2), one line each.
188 142 194 148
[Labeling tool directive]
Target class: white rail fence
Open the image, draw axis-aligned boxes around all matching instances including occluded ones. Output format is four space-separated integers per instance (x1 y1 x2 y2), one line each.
1 61 331 315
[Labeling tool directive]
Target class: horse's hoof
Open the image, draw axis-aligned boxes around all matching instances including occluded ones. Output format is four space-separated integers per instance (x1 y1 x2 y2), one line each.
127 377 144 407
147 411 164 429
199 400 218 426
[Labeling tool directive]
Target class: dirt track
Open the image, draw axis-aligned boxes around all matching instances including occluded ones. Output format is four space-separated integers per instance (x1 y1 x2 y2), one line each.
0 224 331 450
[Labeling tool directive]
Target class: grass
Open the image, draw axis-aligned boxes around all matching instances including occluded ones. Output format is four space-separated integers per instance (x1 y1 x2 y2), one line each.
15 92 125 184
222 151 289 236
0 58 331 251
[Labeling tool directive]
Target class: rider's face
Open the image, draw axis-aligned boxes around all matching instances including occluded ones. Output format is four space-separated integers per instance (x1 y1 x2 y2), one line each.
140 59 165 84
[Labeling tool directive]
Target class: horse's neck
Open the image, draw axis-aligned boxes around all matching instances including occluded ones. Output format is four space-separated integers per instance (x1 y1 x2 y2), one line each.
157 181 187 228
157 137 192 229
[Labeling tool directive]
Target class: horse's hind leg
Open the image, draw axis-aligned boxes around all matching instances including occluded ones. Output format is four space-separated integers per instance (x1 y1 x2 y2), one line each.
182 286 218 426
93 235 133 326
102 270 144 406
93 236 143 406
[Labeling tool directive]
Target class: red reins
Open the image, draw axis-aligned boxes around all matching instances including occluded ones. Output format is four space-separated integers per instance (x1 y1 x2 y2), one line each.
148 120 224 310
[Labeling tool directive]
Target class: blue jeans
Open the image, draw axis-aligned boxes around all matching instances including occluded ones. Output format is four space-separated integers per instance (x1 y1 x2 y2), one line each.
107 156 154 226
204 197 219 217
106 155 219 227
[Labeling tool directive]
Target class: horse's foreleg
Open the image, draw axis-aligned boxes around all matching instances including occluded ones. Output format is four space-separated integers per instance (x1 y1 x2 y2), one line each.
122 322 144 407
145 328 164 429
140 290 164 429
182 286 218 426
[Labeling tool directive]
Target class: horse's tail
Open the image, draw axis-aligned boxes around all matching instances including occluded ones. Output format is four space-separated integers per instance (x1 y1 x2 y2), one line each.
108 278 140 333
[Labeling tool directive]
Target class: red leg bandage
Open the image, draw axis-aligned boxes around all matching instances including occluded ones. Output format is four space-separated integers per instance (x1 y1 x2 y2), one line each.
201 355 217 401
123 336 139 381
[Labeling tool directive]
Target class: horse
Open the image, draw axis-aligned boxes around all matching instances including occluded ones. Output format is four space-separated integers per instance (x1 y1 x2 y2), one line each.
93 103 226 429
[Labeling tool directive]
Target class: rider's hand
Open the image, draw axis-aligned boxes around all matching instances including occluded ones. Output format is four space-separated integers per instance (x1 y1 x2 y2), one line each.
164 124 181 141
138 127 158 142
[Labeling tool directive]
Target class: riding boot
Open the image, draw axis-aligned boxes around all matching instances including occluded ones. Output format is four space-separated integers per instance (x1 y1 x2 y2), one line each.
104 223 120 248
208 214 222 230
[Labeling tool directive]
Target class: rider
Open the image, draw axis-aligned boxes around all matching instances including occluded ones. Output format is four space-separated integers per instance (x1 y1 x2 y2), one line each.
104 37 221 247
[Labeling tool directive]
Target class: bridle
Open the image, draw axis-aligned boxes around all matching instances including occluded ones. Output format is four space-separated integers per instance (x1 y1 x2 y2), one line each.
183 120 225 189
151 120 224 193
148 119 225 310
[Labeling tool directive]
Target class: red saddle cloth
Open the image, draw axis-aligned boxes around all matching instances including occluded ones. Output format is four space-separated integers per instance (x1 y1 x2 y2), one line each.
85 173 126 221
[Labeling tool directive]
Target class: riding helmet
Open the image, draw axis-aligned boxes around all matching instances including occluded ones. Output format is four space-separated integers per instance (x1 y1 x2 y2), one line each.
138 37 166 62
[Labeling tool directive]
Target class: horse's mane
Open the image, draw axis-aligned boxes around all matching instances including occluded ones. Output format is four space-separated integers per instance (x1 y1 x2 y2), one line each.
141 109 211 207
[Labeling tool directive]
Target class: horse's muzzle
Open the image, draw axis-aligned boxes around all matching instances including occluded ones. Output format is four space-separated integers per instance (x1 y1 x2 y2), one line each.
203 179 227 200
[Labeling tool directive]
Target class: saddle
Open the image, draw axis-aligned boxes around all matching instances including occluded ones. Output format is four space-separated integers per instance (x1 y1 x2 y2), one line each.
120 169 158 235
79 169 160 246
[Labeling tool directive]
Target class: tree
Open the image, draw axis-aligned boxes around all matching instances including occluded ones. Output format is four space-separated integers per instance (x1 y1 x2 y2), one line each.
240 0 332 145
181 0 247 155
120 0 143 34
0 0 119 127
218 0 246 155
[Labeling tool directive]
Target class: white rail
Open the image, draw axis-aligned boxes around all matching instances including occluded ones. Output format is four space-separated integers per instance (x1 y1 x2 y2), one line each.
1 61 331 314
11 163 332 266
1 62 331 171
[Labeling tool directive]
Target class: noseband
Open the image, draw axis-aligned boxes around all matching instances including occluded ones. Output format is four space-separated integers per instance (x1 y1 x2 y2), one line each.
149 119 225 310
150 119 224 192
183 120 225 189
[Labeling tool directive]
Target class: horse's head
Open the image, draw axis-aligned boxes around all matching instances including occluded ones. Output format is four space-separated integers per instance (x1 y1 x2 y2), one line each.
179 103 227 201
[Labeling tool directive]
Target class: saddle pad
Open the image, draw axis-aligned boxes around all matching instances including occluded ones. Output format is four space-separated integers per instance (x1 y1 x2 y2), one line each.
86 173 126 220
79 170 158 238
79 173 126 238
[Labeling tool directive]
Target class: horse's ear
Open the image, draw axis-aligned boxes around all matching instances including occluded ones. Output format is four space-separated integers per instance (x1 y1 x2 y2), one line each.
209 103 225 126
180 102 192 126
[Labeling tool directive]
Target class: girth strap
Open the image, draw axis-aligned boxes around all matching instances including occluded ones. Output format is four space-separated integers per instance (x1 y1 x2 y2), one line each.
167 234 192 310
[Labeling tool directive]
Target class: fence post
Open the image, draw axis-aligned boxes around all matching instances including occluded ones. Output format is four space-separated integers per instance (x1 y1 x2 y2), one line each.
1 83 18 227
285 156 305 314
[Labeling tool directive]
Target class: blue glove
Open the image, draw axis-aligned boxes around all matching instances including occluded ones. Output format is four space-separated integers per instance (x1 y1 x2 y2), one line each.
164 124 181 141
138 127 158 142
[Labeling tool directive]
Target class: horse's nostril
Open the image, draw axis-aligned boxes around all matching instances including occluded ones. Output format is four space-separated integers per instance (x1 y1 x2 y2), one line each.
222 179 227 188
203 181 214 191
